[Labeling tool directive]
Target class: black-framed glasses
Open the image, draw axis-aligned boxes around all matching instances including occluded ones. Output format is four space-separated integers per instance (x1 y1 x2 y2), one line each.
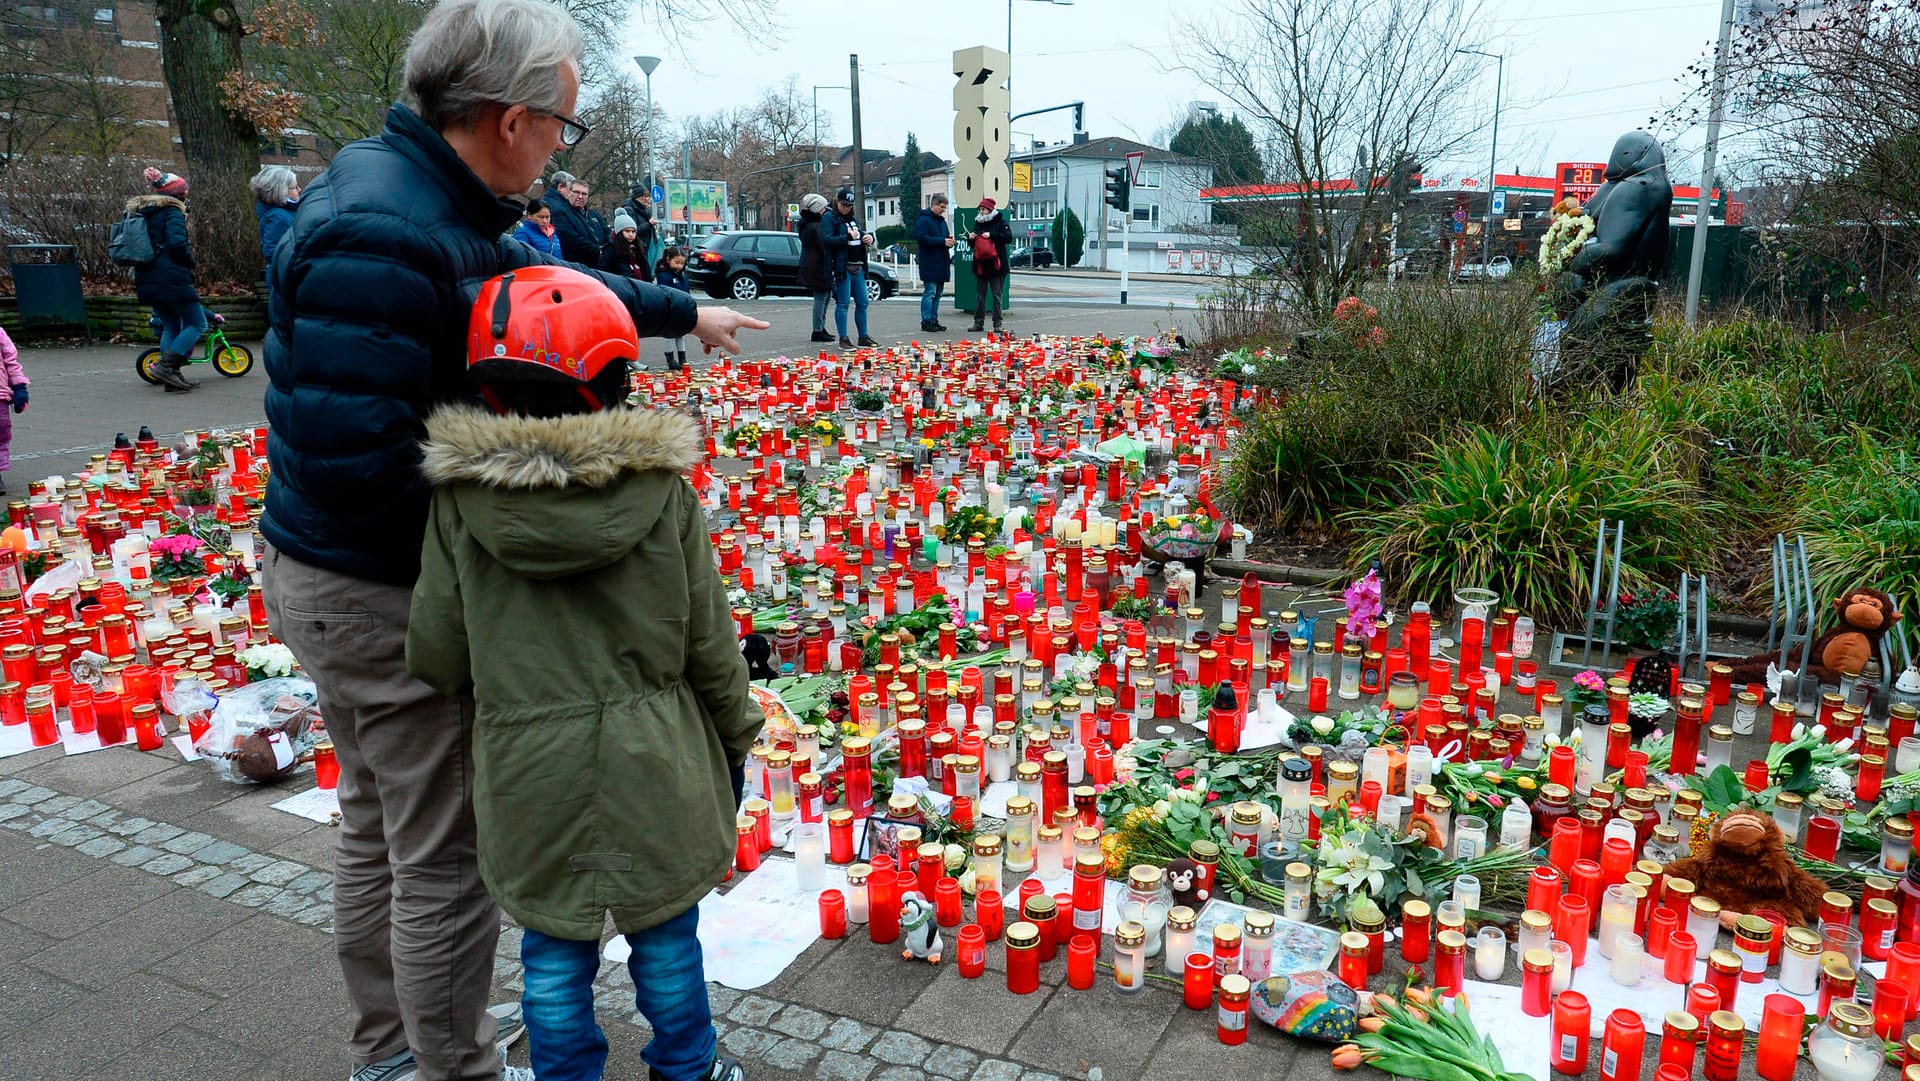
532 108 590 147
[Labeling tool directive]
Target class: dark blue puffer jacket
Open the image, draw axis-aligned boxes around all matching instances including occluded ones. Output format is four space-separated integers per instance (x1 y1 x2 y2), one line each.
261 103 699 586
128 194 198 306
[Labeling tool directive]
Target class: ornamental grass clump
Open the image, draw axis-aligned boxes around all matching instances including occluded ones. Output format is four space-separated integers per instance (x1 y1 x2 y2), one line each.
1352 410 1719 624
1792 433 1920 611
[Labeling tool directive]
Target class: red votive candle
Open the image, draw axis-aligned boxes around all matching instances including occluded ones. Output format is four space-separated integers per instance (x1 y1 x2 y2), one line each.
935 878 963 927
1067 935 1097 990
818 890 847 939
1666 933 1697 982
1555 894 1591 968
1308 677 1328 713
956 924 985 978
1184 952 1214 1010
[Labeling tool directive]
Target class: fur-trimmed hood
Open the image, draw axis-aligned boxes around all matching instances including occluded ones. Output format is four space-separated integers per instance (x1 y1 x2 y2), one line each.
126 193 185 214
421 403 699 490
419 404 702 579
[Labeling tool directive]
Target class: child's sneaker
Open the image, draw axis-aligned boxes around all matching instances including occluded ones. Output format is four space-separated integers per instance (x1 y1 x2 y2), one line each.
648 1056 744 1081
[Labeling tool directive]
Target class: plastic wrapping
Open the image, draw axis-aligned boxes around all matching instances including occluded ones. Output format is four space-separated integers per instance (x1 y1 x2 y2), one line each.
191 676 322 784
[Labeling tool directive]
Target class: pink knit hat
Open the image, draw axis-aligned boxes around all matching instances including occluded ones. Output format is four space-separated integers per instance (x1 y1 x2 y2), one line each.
144 166 188 198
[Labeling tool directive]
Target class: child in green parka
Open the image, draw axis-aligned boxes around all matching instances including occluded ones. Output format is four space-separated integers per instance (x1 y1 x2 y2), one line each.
406 266 757 1081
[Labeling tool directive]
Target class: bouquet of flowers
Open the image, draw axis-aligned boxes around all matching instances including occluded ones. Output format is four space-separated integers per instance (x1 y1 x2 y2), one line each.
1071 381 1099 402
935 504 1001 544
1143 506 1225 561
794 416 843 444
1565 669 1609 715
239 642 297 682
1539 198 1596 276
151 533 206 581
724 422 764 453
1344 570 1384 640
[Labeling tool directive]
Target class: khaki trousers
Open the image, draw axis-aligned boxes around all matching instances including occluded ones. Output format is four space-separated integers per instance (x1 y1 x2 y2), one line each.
263 544 501 1080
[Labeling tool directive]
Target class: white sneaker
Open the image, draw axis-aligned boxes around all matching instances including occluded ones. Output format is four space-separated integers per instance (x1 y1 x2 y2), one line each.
348 1051 417 1081
490 1002 527 1052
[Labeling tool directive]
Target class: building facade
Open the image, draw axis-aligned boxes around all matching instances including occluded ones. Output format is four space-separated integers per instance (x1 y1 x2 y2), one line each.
1007 135 1222 271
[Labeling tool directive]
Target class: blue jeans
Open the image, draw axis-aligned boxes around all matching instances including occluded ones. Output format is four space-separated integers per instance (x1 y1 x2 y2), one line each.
920 279 945 325
832 268 869 339
151 300 206 357
520 907 716 1081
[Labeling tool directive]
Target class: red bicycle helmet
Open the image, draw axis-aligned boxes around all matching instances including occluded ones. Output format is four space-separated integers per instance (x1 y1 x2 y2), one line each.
467 266 639 415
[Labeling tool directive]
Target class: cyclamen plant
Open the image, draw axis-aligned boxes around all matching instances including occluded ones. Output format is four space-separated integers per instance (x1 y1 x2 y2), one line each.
150 533 206 581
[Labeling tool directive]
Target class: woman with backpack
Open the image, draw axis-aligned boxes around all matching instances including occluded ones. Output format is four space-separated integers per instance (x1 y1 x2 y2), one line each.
967 197 1012 334
123 167 202 392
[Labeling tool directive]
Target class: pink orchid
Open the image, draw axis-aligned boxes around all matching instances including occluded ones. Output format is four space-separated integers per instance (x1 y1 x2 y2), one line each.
1343 569 1384 638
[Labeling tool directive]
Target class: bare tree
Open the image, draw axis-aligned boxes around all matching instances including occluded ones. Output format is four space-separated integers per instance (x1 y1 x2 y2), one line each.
558 71 668 199
1180 0 1495 318
682 78 833 228
1675 0 1920 309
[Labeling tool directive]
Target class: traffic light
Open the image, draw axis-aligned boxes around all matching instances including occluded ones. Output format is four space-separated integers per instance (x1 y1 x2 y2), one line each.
1391 157 1423 198
1104 166 1130 212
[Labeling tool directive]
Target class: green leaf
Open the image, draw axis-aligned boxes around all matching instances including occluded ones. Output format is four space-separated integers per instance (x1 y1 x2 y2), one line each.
1405 866 1425 898
1779 746 1815 792
1699 765 1749 812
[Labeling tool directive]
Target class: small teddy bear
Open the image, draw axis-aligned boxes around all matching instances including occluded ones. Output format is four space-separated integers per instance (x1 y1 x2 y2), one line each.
900 892 943 964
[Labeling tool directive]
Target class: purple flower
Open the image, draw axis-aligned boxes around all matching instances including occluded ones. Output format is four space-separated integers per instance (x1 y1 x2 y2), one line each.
1343 570 1383 637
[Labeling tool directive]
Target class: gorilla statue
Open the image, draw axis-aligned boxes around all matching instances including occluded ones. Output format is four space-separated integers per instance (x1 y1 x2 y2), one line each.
1558 131 1673 392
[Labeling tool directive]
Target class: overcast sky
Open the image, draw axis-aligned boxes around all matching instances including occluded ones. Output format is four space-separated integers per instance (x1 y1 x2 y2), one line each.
619 0 1736 188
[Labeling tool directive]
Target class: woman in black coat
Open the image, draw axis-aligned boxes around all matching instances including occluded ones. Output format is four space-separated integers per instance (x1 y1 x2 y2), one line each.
798 194 832 342
130 168 202 391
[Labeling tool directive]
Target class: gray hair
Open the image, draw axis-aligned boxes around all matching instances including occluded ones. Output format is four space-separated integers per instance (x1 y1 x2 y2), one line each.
403 0 583 131
551 170 577 191
249 165 299 207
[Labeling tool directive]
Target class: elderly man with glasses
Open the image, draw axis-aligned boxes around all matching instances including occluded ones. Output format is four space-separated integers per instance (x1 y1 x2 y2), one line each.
259 2 765 1080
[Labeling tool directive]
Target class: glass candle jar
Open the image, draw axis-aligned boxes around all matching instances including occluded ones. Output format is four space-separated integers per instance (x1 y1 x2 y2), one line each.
1453 874 1481 913
1118 864 1172 959
1553 990 1593 1075
1243 911 1275 983
1338 931 1371 990
1271 860 1309 921
1435 930 1467 995
1598 884 1637 959
1756 995 1804 1081
1338 643 1363 700
1520 909 1553 957
972 834 1003 898
1523 947 1555 1015
1453 815 1488 861
1808 1002 1882 1081
1689 897 1722 959
1218 974 1252 1045
1885 820 1916 877
1402 899 1433 964
1278 757 1312 844
1475 927 1507 980
1705 1011 1745 1081
1005 922 1041 995
1165 905 1198 979
1779 926 1823 994
1610 932 1645 987
1113 920 1147 994
1212 923 1243 986
1602 1008 1647 1081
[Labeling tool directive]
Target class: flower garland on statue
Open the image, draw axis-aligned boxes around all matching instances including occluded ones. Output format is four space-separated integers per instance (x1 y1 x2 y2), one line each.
1538 198 1596 276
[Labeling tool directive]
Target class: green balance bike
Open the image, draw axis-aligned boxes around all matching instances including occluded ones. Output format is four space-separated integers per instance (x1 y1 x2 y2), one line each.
135 312 255 384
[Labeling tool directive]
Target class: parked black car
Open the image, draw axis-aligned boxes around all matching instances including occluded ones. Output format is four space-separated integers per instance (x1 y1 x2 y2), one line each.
687 230 899 302
1007 245 1055 269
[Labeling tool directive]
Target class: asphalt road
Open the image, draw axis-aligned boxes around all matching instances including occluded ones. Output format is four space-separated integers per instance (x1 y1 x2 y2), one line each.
7 290 1193 482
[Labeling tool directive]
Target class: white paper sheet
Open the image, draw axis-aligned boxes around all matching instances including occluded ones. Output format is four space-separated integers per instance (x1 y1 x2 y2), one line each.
61 720 131 755
272 785 341 823
0 721 42 758
604 857 854 990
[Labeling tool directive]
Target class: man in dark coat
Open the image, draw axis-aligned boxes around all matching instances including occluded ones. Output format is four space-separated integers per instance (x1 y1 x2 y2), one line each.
128 168 202 391
540 170 599 265
797 192 832 342
619 184 659 281
259 2 765 1079
913 193 953 333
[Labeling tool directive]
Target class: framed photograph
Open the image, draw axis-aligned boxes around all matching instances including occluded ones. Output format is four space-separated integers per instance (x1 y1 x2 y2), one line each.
859 815 922 864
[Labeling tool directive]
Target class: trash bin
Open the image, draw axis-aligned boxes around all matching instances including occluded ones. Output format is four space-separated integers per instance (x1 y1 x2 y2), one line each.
7 244 87 334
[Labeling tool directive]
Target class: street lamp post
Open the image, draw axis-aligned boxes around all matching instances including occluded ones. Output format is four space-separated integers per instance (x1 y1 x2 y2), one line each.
812 84 848 179
634 54 662 190
1006 0 1073 124
1456 47 1503 272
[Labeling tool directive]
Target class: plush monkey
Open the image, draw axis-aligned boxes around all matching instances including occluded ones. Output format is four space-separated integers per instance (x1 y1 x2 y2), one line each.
1661 810 1830 928
1727 587 1902 688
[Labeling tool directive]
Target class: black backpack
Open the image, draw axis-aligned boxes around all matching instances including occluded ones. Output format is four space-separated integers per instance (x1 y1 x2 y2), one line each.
108 210 156 267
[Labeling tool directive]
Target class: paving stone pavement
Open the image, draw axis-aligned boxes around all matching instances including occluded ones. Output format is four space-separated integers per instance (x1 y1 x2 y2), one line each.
0 738 1833 1081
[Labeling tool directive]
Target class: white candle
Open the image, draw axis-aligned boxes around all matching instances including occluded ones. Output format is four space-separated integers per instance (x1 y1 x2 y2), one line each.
1474 928 1507 980
1810 1032 1882 1081
1609 932 1644 986
793 823 826 892
987 484 1008 516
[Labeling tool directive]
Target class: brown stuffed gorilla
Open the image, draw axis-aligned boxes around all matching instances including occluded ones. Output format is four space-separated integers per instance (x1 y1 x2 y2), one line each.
1727 587 1903 688
1661 810 1830 928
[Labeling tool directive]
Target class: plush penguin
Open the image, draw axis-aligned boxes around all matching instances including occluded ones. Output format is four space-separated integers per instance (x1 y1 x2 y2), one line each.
899 892 943 964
